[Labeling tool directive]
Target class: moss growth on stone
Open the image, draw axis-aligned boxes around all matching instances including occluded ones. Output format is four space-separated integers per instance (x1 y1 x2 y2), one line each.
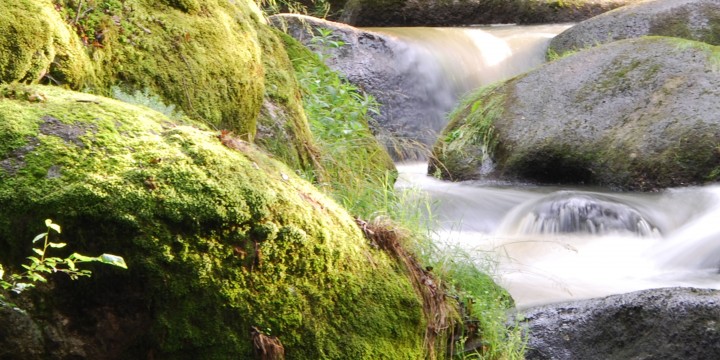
649 4 720 46
1 0 268 138
256 27 323 174
429 83 504 181
0 84 426 358
0 0 94 87
435 37 720 189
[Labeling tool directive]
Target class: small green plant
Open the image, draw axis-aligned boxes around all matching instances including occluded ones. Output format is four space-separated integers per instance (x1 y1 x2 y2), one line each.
290 29 394 217
111 86 185 121
0 219 127 305
257 0 331 18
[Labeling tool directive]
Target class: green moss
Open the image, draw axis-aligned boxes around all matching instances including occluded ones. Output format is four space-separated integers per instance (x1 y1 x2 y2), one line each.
0 0 269 138
0 0 93 87
650 5 720 46
0 84 425 359
429 83 505 181
255 27 322 173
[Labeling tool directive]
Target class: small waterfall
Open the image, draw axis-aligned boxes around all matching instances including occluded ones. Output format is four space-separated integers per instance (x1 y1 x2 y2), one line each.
499 191 660 237
366 25 571 146
389 25 720 308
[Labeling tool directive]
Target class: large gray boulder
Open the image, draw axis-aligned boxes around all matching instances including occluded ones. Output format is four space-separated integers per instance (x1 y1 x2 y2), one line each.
517 287 720 360
271 14 460 158
430 36 720 190
549 0 720 56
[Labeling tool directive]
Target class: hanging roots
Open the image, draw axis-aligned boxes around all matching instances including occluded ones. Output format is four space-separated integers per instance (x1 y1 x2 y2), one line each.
251 326 285 360
356 216 455 360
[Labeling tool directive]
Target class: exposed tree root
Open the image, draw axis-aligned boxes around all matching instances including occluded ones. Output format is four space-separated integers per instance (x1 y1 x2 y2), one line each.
251 326 285 360
356 217 457 359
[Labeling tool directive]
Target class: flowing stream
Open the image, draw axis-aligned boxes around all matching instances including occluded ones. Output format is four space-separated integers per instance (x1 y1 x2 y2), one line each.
377 26 720 309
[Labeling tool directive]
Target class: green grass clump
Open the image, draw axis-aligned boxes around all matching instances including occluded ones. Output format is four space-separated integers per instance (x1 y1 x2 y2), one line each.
280 31 396 218
430 83 505 181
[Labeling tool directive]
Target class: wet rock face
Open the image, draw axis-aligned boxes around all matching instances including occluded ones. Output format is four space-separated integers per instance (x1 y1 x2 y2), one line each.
517 287 720 360
432 36 720 190
271 14 460 158
549 0 720 56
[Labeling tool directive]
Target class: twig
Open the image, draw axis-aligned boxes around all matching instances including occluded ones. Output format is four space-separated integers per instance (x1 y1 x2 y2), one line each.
73 0 83 24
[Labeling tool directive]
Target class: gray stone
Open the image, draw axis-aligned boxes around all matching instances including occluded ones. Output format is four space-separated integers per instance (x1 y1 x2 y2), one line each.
549 0 720 56
431 36 720 190
517 287 720 360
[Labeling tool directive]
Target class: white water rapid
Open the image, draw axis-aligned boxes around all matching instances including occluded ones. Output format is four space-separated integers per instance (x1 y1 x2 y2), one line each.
378 25 720 309
397 163 720 309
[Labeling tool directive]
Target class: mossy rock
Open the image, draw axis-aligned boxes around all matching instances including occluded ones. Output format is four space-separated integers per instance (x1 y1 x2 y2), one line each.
338 0 632 27
549 0 720 57
0 0 94 86
0 0 327 175
432 37 720 190
1 0 266 138
0 85 425 359
256 28 322 174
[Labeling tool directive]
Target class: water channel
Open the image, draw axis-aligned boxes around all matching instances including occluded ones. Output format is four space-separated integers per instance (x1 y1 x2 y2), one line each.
369 25 720 309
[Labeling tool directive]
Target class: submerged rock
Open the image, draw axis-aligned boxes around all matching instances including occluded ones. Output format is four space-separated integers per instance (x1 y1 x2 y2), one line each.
549 0 720 57
518 287 720 360
501 191 658 237
0 85 427 359
431 36 720 190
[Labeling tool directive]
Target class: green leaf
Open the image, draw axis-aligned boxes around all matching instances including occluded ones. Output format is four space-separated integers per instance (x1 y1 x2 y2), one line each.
69 253 97 262
48 242 66 248
32 248 44 257
32 232 47 243
67 259 76 271
48 223 61 234
99 254 128 269
29 273 46 282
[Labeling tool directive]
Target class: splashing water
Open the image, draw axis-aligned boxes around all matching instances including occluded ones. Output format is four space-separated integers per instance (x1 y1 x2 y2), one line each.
397 163 720 308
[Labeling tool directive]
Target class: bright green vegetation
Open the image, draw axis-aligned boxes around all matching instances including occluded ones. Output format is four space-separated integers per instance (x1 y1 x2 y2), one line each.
281 31 396 217
0 219 126 306
0 84 426 358
1 0 329 182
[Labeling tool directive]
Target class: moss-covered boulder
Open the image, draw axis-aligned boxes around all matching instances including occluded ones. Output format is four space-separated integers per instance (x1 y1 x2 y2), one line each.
337 0 633 27
2 0 265 135
0 84 427 359
0 0 332 176
0 0 93 86
430 37 720 190
549 0 720 57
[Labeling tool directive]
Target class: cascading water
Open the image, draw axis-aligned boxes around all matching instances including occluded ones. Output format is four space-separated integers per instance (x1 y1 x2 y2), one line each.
365 25 572 149
381 25 720 309
397 163 720 309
